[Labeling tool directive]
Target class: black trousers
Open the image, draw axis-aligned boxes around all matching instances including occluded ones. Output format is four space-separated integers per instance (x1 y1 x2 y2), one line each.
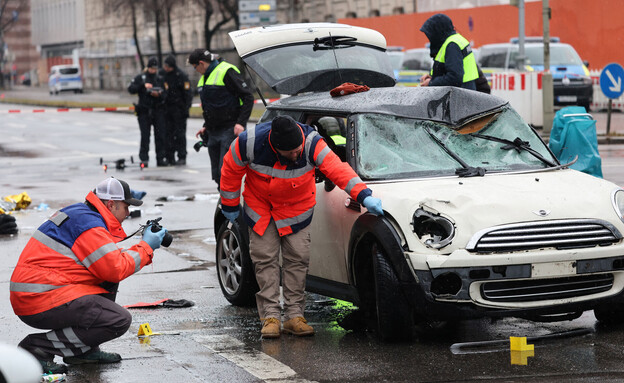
165 106 188 162
17 294 132 361
137 108 167 163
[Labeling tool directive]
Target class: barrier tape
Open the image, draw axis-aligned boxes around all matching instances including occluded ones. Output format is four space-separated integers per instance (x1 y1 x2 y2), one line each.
0 99 279 114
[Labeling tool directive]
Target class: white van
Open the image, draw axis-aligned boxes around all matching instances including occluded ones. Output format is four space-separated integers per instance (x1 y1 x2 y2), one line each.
48 65 83 95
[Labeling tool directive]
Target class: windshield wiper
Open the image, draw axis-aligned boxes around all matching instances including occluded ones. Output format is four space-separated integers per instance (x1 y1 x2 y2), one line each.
313 36 357 51
423 126 486 177
471 133 557 167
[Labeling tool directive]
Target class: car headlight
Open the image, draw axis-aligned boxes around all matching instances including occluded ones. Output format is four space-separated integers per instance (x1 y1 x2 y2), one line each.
412 208 455 249
612 189 624 223
581 77 593 85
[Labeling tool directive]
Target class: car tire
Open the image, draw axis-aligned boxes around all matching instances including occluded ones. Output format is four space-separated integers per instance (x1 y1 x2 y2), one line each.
594 303 624 325
371 242 414 342
215 219 258 307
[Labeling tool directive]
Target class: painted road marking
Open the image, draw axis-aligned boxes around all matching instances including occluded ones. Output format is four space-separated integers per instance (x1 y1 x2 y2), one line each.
195 334 317 383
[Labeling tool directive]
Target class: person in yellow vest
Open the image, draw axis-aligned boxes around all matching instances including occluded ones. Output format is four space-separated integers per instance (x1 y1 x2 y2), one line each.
187 49 254 188
419 14 479 90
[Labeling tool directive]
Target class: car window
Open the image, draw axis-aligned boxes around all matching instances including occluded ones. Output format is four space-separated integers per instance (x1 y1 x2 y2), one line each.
244 43 393 91
478 47 508 69
355 106 555 180
59 68 79 75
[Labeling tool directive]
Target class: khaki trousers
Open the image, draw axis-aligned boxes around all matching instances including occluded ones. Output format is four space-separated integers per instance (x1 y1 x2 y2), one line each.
249 221 311 321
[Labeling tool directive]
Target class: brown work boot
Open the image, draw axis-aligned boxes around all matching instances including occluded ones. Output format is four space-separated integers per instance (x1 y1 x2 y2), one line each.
261 317 281 339
282 317 315 336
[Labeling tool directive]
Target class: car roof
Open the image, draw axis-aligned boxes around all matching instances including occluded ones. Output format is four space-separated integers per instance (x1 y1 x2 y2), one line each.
268 86 508 126
479 42 572 50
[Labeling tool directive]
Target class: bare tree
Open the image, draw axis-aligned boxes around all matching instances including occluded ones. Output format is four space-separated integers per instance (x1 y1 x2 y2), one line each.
104 0 146 68
0 0 27 88
194 0 238 51
164 0 176 56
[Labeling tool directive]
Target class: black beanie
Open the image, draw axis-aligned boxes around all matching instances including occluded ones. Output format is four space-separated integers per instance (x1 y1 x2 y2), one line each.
147 57 158 68
164 55 176 68
270 116 303 151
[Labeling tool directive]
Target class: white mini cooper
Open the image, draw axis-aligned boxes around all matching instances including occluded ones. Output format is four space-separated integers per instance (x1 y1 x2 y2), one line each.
213 23 624 341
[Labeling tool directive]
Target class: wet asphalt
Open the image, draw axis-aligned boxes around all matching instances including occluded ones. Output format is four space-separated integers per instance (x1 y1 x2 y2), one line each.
3 90 624 382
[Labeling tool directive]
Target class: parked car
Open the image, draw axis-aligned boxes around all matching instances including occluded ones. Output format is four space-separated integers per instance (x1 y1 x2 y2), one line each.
478 38 593 110
387 47 432 86
216 23 624 341
48 64 83 95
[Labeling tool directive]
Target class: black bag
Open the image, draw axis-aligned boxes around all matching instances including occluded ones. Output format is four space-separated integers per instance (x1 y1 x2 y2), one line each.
475 66 491 94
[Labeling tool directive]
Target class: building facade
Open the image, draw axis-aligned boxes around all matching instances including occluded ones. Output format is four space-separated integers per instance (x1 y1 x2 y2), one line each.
31 0 85 85
2 0 38 87
62 0 520 90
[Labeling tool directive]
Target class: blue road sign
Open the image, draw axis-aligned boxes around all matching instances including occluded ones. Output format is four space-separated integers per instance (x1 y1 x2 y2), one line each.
600 63 624 99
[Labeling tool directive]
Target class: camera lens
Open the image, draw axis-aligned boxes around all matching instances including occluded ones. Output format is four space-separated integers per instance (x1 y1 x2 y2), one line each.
161 232 173 247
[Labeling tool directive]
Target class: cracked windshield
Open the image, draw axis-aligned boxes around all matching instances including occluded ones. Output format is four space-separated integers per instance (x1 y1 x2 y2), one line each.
356 106 557 180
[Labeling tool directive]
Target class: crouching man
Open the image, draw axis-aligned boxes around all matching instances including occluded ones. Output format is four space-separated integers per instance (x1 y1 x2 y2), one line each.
10 177 168 373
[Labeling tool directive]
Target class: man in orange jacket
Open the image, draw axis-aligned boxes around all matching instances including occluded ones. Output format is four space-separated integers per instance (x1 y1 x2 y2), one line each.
220 115 383 339
10 177 168 374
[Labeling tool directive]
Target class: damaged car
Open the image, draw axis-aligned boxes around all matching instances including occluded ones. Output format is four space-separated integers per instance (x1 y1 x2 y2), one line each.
213 23 624 341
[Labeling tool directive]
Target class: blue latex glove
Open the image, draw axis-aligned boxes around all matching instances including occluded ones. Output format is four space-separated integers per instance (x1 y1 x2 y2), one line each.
223 210 239 223
362 196 384 216
143 225 167 250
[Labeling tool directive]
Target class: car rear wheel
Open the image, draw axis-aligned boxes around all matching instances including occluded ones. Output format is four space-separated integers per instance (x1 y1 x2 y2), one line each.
216 219 258 307
372 242 414 341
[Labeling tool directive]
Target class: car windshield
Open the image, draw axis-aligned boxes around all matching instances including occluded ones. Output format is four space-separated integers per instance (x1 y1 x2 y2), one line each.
402 51 432 71
513 45 583 67
387 52 404 71
355 106 556 180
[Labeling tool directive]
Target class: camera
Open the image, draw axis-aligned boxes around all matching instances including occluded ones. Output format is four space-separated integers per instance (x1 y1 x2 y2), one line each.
193 140 206 152
144 217 173 247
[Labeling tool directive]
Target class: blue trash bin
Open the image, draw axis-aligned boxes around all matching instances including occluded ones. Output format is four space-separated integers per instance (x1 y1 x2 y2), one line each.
549 106 603 178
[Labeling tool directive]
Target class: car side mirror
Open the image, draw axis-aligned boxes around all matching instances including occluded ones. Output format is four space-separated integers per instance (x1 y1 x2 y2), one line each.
583 60 589 68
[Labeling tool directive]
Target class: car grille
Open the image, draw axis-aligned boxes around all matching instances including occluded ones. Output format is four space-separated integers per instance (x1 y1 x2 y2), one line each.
466 219 621 253
481 273 614 303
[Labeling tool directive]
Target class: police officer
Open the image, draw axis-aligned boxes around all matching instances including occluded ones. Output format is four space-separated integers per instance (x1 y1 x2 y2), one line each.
187 49 254 188
162 55 192 166
128 57 169 167
419 14 479 90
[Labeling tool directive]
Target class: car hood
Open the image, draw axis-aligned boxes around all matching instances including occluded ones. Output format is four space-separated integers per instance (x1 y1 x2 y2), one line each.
371 169 622 254
229 23 396 95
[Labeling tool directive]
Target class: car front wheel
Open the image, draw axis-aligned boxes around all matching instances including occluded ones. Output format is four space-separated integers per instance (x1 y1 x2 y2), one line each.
215 219 258 307
372 242 414 341
594 302 624 325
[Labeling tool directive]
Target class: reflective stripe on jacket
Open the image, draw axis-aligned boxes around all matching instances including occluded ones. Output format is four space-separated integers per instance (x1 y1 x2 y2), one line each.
197 61 243 113
432 33 479 83
220 121 372 237
10 192 154 316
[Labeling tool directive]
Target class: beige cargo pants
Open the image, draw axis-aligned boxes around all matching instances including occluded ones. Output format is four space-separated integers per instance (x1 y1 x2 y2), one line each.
249 220 311 321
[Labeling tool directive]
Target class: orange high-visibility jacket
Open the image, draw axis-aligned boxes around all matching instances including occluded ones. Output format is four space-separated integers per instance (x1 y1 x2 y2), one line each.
10 192 153 316
220 121 372 237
